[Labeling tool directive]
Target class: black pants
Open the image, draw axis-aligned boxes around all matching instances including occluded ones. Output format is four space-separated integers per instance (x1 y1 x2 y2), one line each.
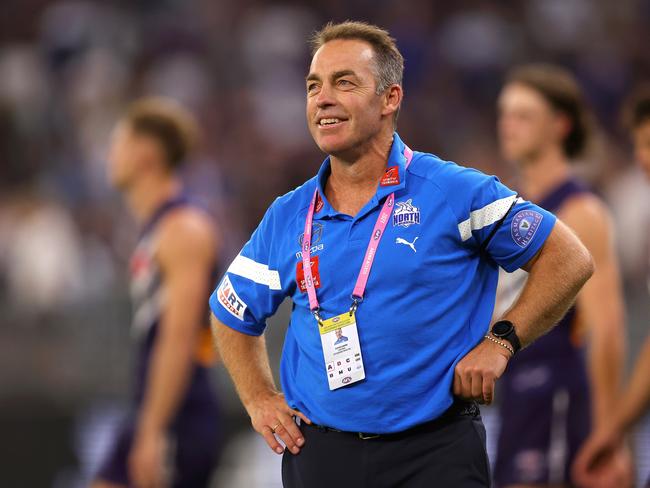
282 401 491 488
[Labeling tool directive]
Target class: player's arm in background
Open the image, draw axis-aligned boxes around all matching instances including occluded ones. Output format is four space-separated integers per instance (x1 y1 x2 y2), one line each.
560 194 633 488
573 334 650 487
129 208 218 488
559 195 626 430
611 335 650 436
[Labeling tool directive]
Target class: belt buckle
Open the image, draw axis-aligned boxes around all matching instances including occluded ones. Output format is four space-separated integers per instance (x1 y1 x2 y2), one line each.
358 432 380 440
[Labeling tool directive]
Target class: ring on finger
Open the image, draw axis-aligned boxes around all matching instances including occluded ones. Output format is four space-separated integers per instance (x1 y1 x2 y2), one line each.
271 422 281 433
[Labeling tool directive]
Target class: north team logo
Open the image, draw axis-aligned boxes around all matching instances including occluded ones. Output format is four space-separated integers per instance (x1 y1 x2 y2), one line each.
511 210 543 248
217 276 247 320
393 199 420 228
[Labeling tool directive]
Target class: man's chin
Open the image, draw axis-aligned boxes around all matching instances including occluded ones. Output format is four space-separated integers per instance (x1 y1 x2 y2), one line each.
315 136 356 158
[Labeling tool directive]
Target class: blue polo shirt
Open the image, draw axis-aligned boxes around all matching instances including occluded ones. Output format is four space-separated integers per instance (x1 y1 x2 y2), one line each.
210 133 556 433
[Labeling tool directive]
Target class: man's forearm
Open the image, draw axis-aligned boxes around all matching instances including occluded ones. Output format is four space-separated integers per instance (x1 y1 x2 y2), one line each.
211 315 277 411
137 330 197 434
615 336 650 433
589 326 625 427
502 222 594 347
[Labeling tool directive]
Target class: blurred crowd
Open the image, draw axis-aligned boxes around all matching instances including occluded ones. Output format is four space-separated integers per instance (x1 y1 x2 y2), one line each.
1 0 649 486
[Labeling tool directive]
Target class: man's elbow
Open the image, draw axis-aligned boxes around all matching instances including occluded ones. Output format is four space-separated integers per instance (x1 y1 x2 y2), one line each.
573 242 595 289
210 313 247 348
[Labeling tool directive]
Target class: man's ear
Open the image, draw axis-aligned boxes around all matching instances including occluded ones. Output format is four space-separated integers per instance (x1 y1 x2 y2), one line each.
382 84 403 118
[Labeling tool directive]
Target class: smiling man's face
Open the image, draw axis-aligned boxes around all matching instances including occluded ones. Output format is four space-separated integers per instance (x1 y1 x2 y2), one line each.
306 39 387 158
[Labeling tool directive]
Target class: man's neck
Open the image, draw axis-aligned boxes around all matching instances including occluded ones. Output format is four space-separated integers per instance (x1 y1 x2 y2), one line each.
325 133 393 216
519 146 572 202
124 174 182 224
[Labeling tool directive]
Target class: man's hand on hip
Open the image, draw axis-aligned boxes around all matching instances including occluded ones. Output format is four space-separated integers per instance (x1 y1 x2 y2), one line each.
453 339 510 405
247 391 312 455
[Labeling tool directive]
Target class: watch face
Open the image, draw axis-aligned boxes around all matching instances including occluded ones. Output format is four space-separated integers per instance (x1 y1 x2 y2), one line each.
492 321 514 337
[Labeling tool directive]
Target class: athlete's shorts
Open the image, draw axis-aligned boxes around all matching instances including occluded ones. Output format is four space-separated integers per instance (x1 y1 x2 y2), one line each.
493 358 591 487
95 410 220 488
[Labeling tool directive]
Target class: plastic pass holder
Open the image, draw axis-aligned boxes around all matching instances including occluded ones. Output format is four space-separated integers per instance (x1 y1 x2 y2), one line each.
319 311 366 391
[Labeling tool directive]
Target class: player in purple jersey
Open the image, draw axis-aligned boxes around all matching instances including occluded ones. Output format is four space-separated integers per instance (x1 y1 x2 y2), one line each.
573 86 650 488
92 98 221 488
493 65 632 487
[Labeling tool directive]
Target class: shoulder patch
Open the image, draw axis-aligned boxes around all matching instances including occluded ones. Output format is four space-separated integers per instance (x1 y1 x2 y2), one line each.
511 210 543 248
217 275 247 320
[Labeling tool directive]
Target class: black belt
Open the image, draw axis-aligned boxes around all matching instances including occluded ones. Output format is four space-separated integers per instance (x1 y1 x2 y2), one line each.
303 399 479 441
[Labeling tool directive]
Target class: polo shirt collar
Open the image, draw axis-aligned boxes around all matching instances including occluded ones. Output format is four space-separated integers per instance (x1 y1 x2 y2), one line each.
313 132 409 219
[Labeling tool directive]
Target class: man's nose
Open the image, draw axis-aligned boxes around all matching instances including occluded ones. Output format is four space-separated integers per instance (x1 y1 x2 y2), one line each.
316 82 336 108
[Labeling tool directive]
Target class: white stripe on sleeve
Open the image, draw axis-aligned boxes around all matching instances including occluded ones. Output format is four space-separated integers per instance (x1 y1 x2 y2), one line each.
227 254 282 290
458 195 523 242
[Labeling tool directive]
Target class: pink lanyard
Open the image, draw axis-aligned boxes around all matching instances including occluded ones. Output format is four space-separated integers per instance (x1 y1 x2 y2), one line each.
301 146 413 322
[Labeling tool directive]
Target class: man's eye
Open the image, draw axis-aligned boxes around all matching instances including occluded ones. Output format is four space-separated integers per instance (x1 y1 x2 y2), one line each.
338 79 353 87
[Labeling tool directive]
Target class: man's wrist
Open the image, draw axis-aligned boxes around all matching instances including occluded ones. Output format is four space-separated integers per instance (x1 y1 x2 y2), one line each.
490 319 522 355
242 386 279 411
484 334 514 357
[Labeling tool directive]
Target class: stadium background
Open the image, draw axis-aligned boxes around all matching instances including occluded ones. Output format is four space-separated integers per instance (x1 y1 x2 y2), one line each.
0 0 649 486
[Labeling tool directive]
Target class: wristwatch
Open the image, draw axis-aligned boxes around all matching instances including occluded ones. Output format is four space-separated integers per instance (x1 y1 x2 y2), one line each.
490 320 522 355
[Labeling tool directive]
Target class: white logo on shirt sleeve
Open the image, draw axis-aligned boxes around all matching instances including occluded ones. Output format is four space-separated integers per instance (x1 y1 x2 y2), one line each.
511 210 543 248
217 275 248 321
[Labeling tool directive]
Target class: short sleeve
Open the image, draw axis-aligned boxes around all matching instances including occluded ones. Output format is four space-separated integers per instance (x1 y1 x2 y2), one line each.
450 167 557 272
209 204 287 336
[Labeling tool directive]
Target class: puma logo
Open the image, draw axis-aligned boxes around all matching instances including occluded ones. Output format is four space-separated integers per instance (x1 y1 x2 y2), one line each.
396 236 418 253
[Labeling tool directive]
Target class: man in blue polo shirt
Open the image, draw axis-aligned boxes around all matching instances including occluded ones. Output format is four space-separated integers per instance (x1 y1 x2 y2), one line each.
210 21 594 487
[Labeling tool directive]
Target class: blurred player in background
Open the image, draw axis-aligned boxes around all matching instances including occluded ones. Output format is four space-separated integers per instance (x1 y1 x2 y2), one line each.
493 64 632 488
92 98 221 488
573 86 650 488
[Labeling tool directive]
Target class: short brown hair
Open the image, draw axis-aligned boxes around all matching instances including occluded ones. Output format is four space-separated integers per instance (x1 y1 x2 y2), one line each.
624 84 650 130
506 64 591 159
310 21 404 94
123 97 199 169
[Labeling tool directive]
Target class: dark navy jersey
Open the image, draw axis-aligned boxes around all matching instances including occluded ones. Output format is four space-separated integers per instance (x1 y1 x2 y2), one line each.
129 194 218 413
494 178 593 486
96 194 222 486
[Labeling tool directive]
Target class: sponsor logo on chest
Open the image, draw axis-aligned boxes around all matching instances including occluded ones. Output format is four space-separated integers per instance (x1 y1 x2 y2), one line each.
296 222 325 259
295 255 322 292
380 166 400 186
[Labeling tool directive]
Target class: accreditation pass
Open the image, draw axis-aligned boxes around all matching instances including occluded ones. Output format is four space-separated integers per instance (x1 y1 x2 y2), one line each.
319 311 365 390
